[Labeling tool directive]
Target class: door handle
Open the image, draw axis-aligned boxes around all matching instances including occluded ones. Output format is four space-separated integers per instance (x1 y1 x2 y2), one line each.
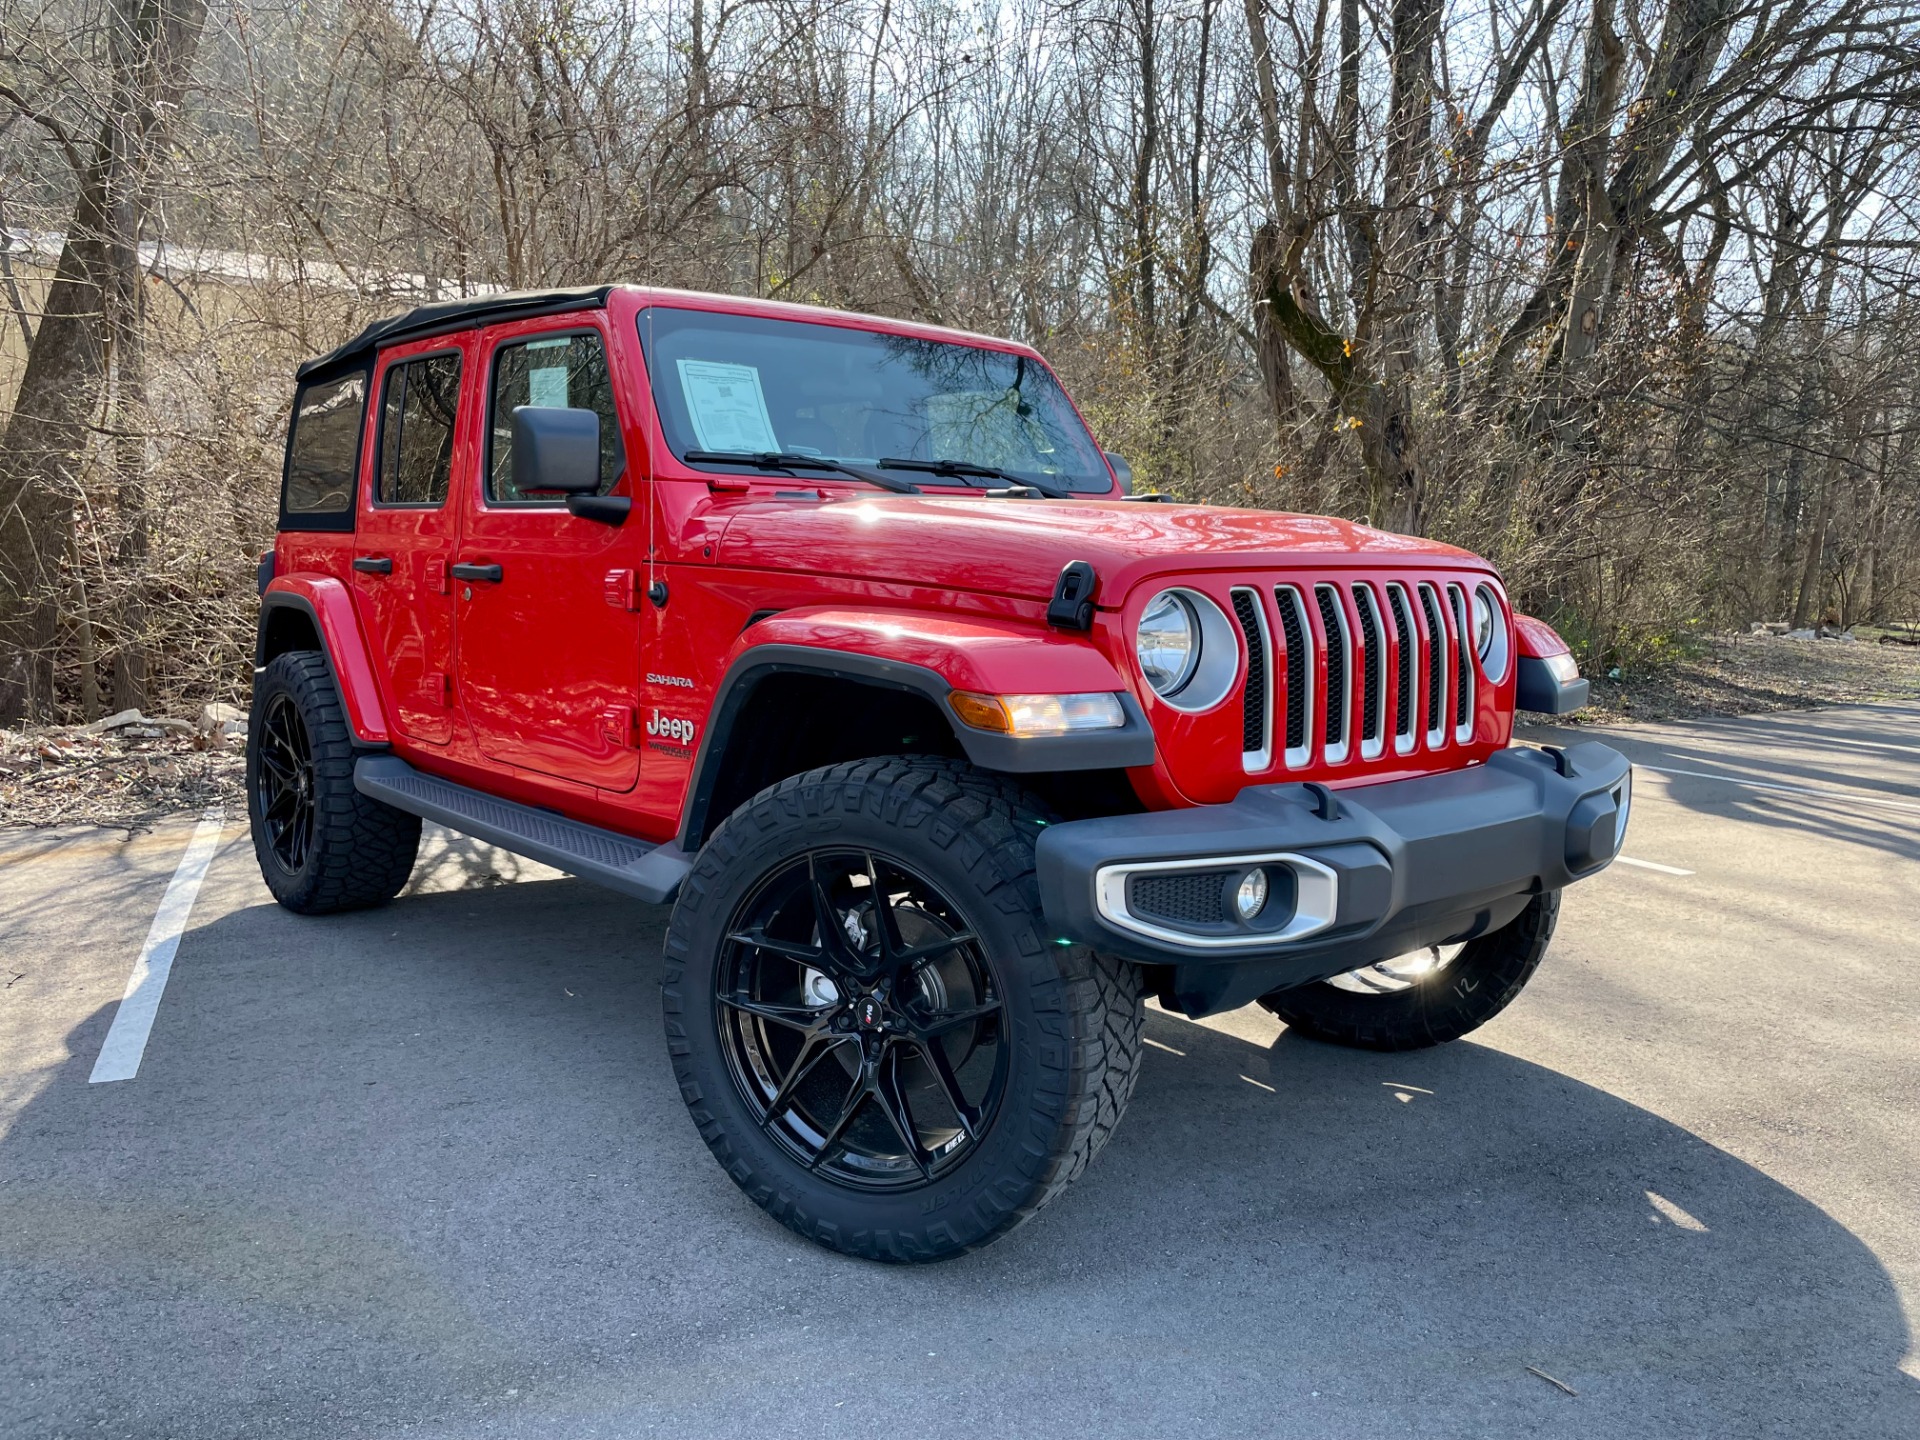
352 555 393 575
450 562 503 583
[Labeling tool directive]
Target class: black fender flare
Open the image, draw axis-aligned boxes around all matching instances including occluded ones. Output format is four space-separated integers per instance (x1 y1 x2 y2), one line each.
676 644 1154 850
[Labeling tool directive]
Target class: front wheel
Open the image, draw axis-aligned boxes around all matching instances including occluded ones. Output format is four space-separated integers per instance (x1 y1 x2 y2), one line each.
662 758 1143 1263
1258 890 1560 1051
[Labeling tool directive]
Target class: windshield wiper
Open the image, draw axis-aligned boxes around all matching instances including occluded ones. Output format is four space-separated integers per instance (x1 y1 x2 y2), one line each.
875 457 1068 499
682 450 920 495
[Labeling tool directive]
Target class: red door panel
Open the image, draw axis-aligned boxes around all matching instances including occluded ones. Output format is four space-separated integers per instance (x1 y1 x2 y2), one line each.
352 342 467 744
453 319 642 792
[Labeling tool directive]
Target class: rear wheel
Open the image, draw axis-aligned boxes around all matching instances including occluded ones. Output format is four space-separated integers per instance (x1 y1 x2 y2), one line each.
1258 891 1560 1051
663 758 1142 1262
248 651 420 914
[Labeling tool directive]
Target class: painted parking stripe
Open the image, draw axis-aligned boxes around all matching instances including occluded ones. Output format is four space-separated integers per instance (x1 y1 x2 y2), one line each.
1635 764 1920 816
89 809 225 1085
1615 855 1694 876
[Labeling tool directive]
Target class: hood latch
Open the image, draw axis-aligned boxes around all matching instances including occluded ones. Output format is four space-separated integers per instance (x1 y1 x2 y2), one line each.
1047 560 1098 631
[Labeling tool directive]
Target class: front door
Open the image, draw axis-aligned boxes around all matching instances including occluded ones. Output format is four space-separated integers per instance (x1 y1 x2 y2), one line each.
453 318 642 792
351 340 467 744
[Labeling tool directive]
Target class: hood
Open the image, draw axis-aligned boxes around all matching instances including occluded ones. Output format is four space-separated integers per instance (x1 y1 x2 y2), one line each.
712 495 1487 604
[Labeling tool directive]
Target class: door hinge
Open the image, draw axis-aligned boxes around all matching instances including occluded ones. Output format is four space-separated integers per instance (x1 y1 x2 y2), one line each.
603 568 641 611
428 670 452 707
427 558 449 595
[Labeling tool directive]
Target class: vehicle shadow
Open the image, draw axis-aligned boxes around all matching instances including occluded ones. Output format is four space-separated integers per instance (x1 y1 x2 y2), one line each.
2 876 1914 1440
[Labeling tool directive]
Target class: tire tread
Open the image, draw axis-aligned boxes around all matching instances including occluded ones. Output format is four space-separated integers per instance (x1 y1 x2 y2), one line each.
662 755 1142 1261
249 651 420 914
1259 890 1560 1051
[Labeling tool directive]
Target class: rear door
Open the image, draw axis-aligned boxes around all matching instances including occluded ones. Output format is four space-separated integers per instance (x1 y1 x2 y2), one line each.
351 339 469 745
452 317 642 791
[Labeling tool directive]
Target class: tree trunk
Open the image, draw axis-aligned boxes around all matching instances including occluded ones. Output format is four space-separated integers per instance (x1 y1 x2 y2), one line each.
1249 223 1300 435
0 0 207 723
1128 0 1161 418
1790 457 1837 631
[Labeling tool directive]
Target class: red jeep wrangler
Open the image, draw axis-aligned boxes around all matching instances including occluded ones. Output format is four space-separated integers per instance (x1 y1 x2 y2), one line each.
252 285 1626 1261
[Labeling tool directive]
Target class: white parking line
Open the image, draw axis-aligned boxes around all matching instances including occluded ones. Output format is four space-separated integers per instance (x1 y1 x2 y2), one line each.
1615 856 1694 876
1635 764 1920 816
89 809 225 1085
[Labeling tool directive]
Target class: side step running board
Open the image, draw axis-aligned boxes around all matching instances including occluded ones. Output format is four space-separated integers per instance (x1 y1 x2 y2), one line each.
354 755 691 905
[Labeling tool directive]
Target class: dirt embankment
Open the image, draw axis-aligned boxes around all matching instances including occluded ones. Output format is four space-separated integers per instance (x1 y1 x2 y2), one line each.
1561 631 1920 726
1 711 246 832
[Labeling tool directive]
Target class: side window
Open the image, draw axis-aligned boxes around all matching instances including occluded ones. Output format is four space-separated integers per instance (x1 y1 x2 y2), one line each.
282 371 367 527
487 330 625 503
376 352 462 506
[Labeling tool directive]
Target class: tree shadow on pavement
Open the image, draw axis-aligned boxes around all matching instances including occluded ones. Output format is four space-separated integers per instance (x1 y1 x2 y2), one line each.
2 876 1914 1440
1521 716 1920 865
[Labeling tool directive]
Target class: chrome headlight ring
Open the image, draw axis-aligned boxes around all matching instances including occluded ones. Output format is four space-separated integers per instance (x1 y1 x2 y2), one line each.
1135 588 1240 713
1472 582 1511 684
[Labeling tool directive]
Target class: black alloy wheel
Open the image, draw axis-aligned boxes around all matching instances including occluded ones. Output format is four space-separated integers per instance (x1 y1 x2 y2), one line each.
246 650 420 914
718 847 1008 1187
663 757 1144 1261
255 690 317 874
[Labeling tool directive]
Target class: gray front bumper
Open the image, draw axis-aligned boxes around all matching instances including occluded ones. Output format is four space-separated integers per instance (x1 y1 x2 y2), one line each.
1034 742 1631 1016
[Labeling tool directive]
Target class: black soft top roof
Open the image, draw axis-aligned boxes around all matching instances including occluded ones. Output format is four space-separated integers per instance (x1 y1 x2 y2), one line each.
295 285 615 383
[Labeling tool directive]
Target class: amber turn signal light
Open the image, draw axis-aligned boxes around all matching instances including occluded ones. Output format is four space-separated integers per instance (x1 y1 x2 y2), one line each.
949 691 1127 737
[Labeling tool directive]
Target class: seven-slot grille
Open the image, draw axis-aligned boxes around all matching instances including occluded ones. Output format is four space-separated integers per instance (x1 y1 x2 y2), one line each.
1228 578 1484 773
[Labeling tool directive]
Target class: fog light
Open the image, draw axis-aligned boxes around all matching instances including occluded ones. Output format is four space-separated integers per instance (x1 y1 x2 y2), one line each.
1234 868 1269 921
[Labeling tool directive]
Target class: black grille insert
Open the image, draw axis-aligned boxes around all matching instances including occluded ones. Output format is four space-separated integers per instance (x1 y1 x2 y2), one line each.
1449 586 1472 727
1388 586 1414 737
1419 585 1446 735
1316 586 1345 747
1129 871 1229 927
1355 588 1381 743
1230 590 1266 758
1276 588 1308 754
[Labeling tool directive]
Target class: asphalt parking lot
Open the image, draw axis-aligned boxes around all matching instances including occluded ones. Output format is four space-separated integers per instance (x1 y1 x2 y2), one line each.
2 705 1917 1439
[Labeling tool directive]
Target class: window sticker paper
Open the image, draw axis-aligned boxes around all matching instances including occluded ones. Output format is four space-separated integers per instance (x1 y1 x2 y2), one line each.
529 364 570 410
677 358 779 454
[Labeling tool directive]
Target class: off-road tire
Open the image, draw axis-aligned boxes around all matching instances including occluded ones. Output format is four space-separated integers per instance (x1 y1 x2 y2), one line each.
1259 890 1561 1051
663 757 1143 1262
248 651 420 915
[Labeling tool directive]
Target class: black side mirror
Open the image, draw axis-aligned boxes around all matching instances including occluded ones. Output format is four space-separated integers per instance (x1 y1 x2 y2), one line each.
1103 450 1134 495
512 406 601 495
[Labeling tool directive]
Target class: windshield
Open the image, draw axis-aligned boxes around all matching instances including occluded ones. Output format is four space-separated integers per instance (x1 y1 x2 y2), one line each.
636 306 1112 493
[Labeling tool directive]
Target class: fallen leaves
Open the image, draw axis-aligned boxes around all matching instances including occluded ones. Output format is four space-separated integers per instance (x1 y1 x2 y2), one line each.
1 711 247 830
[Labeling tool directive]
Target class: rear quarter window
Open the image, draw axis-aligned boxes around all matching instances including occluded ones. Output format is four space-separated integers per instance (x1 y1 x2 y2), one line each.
281 371 368 530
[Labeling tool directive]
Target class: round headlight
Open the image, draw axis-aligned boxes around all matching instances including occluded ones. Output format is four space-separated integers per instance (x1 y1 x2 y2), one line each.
1471 583 1511 682
1137 591 1200 696
1471 588 1496 660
